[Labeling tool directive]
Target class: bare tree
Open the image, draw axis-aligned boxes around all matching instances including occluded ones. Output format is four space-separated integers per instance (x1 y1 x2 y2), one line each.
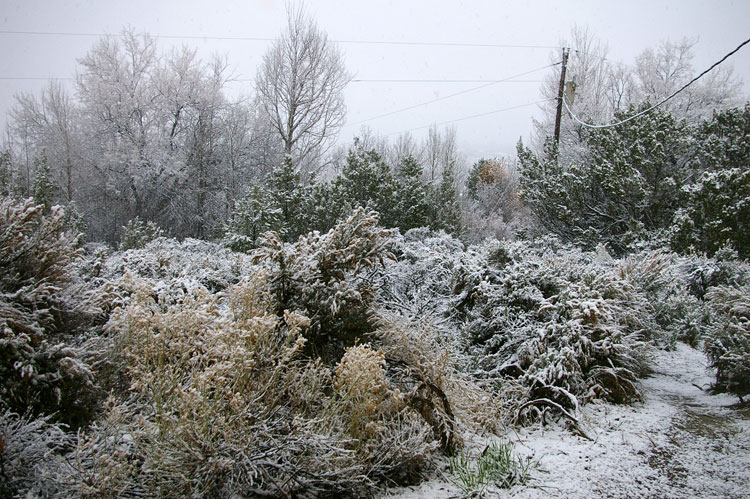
422 125 463 186
531 28 743 162
10 82 82 202
634 38 742 121
255 5 351 172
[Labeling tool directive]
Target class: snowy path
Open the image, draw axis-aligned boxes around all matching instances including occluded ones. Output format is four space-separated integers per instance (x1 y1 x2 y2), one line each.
385 343 750 498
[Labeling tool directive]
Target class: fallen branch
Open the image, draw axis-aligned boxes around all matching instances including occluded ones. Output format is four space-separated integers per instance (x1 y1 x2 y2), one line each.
514 398 593 441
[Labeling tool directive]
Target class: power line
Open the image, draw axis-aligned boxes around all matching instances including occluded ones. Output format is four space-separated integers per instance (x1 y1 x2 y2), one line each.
563 36 750 130
385 99 555 136
344 62 560 128
0 77 74 81
0 76 544 84
0 29 563 49
349 79 544 83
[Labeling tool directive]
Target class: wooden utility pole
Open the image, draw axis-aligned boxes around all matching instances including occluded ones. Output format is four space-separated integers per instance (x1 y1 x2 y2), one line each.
553 47 570 151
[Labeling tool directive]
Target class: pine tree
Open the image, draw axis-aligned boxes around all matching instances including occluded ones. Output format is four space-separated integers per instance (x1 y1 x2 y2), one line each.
224 182 281 252
394 155 430 232
428 160 462 236
334 146 397 227
267 156 310 242
670 104 750 258
0 150 11 197
32 150 55 212
307 180 344 234
519 105 690 253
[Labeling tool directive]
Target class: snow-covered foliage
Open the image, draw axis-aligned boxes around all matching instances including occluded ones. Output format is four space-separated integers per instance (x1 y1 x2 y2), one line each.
4 194 749 496
118 216 165 250
252 208 396 359
102 236 251 294
0 197 98 427
60 266 434 495
379 231 744 421
452 239 650 412
0 409 70 497
50 209 506 496
704 284 750 400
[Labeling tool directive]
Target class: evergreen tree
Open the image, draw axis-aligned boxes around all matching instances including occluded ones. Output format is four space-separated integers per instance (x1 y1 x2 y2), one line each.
224 182 281 252
307 180 344 235
0 150 11 197
428 160 462 236
519 105 690 254
394 155 430 232
32 150 56 212
670 104 750 257
267 156 310 242
333 146 397 227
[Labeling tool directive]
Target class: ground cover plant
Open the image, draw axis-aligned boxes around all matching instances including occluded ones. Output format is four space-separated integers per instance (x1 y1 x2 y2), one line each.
2 197 749 497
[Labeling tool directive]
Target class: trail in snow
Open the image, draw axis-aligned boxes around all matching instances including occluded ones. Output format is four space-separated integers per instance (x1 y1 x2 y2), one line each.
385 343 750 498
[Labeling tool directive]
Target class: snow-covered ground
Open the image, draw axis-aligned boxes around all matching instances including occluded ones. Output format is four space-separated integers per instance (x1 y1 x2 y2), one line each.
385 343 750 498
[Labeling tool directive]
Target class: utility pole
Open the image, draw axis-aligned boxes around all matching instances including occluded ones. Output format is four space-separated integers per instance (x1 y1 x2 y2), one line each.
553 47 570 152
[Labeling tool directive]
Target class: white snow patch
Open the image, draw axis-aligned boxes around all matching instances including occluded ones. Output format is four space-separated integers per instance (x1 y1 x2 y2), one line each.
383 343 750 498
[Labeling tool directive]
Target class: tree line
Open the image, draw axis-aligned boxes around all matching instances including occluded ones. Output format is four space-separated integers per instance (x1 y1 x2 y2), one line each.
0 19 747 258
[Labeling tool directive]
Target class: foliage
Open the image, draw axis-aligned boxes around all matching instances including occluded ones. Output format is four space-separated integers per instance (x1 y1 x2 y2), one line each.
32 150 56 212
58 269 439 496
223 181 280 252
104 237 250 294
394 155 431 232
448 440 534 494
0 197 97 427
704 285 750 400
669 105 750 258
464 157 525 242
0 409 70 497
519 106 690 254
253 208 395 360
333 146 397 228
118 216 165 251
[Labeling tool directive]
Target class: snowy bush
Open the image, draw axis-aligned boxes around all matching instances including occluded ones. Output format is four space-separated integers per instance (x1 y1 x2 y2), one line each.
0 409 70 497
57 268 440 496
54 210 518 496
441 239 652 415
379 228 465 328
118 216 165 250
252 207 396 360
617 249 707 347
103 237 250 295
704 285 750 400
0 197 98 427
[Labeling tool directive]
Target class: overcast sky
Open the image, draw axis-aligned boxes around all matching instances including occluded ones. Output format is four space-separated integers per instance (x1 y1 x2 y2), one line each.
1 0 748 161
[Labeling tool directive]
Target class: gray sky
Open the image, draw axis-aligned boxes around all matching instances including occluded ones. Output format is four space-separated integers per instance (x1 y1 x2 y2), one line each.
1 0 748 160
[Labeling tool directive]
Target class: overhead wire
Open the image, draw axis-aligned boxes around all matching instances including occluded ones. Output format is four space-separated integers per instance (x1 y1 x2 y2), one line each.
563 36 750 129
349 79 544 83
385 98 555 136
344 62 560 128
0 29 563 49
0 28 566 138
0 76 545 83
0 77 74 81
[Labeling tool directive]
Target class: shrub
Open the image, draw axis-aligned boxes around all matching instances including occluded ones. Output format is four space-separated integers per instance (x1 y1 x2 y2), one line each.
453 240 649 412
0 197 97 427
0 409 70 497
253 207 395 360
704 285 750 400
59 263 442 496
103 237 249 295
119 216 164 251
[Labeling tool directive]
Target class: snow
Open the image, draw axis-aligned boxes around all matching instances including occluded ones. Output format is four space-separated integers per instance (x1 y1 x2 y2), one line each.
384 343 750 498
